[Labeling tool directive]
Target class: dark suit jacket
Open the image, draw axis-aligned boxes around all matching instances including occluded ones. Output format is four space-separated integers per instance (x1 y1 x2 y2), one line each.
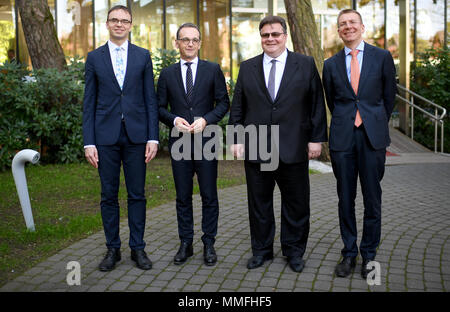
322 42 397 151
157 59 230 145
82 42 159 146
228 51 327 164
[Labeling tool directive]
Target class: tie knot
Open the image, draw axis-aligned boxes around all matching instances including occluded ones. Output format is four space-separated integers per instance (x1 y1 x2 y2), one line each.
350 50 359 57
271 59 277 64
115 47 121 52
185 62 192 67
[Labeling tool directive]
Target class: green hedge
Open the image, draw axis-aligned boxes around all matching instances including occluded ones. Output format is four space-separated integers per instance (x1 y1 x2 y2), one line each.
0 60 85 171
410 47 450 153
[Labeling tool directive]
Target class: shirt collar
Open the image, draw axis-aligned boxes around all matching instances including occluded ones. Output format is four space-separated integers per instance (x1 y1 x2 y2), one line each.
108 40 128 53
263 48 288 65
180 57 199 66
344 40 365 56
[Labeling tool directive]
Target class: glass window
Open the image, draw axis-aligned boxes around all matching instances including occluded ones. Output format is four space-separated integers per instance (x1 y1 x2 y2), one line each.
415 0 446 53
231 9 265 80
165 0 196 51
0 0 16 64
386 0 399 61
312 0 352 59
357 0 385 48
129 0 164 53
57 0 93 60
95 0 127 48
200 0 231 77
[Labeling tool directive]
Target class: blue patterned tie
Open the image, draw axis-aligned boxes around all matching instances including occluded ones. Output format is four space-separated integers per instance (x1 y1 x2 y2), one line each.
115 47 125 89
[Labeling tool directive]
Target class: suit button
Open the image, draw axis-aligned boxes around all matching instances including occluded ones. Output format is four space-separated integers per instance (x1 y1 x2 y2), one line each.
190 108 193 111
273 107 277 111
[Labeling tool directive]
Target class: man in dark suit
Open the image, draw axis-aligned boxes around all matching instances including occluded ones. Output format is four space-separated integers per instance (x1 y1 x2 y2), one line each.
322 9 397 279
158 23 229 266
82 5 159 272
228 16 327 273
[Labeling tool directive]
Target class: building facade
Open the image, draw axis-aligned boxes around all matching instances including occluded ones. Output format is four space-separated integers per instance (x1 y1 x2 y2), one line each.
0 0 448 80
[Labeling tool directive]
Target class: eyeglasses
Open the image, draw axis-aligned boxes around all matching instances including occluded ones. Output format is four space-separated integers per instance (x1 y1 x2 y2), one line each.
107 18 132 25
260 32 286 39
177 37 201 45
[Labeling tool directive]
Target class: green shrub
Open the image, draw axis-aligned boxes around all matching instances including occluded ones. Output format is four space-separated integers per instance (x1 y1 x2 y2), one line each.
0 61 84 171
411 47 450 153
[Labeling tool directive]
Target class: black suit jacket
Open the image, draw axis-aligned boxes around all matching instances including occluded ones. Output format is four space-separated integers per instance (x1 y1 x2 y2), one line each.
322 42 397 151
158 59 229 149
228 51 328 164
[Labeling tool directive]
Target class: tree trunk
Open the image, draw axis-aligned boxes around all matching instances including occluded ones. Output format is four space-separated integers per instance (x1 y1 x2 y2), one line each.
284 0 331 162
17 0 66 71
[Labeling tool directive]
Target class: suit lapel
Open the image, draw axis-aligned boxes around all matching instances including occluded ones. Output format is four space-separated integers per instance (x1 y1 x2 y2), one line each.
252 53 273 104
190 59 206 106
101 43 121 90
121 41 133 91
336 49 355 96
274 51 298 103
174 62 190 107
357 42 374 96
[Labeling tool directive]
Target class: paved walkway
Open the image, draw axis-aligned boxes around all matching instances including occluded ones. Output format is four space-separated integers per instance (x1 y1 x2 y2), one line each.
2 151 450 292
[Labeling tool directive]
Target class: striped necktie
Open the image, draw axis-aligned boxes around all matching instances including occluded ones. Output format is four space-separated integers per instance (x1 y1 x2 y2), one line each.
185 62 193 102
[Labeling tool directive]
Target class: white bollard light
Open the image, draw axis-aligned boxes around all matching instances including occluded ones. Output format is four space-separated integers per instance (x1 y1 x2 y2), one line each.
12 149 40 232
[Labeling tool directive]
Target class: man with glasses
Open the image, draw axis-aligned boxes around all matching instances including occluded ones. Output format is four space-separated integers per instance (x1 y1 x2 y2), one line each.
228 16 327 272
323 9 397 279
82 5 159 272
158 23 229 266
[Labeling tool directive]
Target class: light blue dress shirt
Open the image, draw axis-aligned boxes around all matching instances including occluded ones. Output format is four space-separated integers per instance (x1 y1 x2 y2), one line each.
344 40 365 83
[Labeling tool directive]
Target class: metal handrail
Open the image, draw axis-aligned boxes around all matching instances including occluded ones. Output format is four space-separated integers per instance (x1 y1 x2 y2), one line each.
396 84 447 153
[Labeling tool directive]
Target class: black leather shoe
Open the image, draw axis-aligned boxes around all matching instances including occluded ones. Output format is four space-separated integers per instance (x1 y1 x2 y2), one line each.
131 249 152 270
361 258 375 279
99 248 121 272
203 244 217 266
335 256 356 277
288 256 305 273
174 242 193 265
247 253 273 269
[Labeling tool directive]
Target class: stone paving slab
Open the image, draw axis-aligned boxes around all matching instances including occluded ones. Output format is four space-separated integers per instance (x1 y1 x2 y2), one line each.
1 162 450 292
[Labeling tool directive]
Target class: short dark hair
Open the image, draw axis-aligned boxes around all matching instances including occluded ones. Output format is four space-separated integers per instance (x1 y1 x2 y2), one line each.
337 9 363 27
176 23 201 40
107 5 132 22
259 15 287 34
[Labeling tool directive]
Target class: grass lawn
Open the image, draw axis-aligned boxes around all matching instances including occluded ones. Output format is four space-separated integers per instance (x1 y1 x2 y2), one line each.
0 152 248 287
0 152 319 287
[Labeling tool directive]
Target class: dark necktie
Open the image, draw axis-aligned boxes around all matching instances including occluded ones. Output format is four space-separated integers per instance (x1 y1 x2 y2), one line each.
185 62 193 102
268 59 276 101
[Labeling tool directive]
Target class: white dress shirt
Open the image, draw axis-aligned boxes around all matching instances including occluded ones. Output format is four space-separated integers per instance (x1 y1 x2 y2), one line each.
174 57 199 126
108 40 128 82
263 49 288 100
180 57 198 93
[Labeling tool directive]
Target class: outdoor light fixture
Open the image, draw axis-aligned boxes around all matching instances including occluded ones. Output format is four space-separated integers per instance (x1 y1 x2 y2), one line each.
12 149 40 232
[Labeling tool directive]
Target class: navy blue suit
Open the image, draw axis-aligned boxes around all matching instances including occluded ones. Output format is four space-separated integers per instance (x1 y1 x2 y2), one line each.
323 42 397 260
82 42 159 251
158 59 229 246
